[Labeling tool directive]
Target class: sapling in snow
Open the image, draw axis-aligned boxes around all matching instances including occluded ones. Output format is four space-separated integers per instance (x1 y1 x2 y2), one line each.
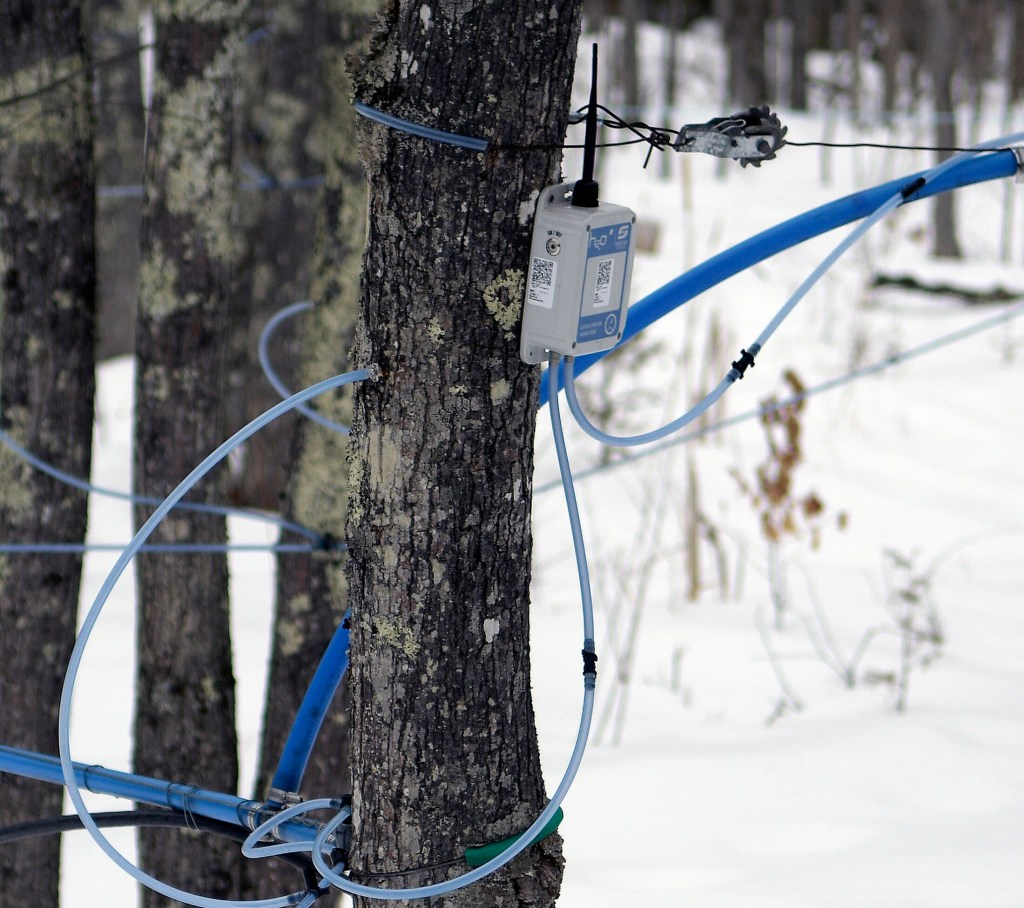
730 369 841 629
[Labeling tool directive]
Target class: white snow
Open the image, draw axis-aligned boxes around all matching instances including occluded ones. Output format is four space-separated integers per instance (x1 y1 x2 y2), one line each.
52 28 1024 908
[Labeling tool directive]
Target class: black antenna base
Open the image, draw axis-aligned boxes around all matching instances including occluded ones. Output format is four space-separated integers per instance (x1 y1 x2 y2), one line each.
571 178 599 208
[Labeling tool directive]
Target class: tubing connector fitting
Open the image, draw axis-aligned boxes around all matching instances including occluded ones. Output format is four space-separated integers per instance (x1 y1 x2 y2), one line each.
730 343 760 379
900 176 927 199
581 647 598 678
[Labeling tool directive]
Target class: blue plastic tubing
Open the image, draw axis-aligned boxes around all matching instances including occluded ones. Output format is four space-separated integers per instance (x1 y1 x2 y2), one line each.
268 613 351 799
58 369 371 908
0 744 316 848
540 147 1021 405
561 187 905 446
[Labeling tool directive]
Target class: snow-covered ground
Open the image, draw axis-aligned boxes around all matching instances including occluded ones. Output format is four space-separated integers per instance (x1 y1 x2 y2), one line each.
51 27 1024 908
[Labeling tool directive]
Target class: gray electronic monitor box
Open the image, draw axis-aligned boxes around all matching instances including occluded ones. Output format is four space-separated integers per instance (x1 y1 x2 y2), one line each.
519 182 637 365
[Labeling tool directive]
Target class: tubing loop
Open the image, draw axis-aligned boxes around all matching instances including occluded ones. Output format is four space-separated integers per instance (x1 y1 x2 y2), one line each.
58 368 371 908
258 301 351 436
298 354 598 899
241 798 347 861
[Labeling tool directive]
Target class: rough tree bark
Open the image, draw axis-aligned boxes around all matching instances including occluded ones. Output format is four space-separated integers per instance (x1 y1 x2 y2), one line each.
132 1 249 903
343 0 584 904
0 2 96 904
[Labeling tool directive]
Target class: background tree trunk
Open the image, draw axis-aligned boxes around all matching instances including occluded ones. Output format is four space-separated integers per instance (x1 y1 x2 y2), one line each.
0 2 96 904
343 0 585 904
225 0 321 512
91 0 145 362
241 0 376 899
719 0 769 105
787 0 809 110
927 0 962 258
132 2 249 903
880 0 905 114
616 0 643 113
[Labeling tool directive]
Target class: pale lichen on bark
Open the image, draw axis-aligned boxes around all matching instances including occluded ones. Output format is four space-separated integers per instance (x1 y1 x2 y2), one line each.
483 268 525 339
157 35 245 265
0 406 37 520
0 56 90 148
138 241 201 319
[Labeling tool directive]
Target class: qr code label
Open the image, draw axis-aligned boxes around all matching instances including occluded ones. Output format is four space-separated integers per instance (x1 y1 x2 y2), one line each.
592 258 614 309
527 256 557 309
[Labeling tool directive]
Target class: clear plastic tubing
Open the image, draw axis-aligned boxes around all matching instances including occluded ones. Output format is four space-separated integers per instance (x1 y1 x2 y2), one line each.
58 369 370 908
257 300 350 436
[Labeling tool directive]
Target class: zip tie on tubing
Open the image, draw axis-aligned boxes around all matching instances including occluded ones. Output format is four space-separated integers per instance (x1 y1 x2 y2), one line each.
258 300 351 436
267 351 597 901
541 133 1024 404
560 129 1024 443
58 367 372 908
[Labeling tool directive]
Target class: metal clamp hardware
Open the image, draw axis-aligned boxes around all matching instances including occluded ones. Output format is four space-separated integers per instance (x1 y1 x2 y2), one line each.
674 105 787 167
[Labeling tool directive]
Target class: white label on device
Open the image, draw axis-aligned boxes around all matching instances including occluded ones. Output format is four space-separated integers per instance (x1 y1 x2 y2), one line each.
527 257 557 308
593 258 614 308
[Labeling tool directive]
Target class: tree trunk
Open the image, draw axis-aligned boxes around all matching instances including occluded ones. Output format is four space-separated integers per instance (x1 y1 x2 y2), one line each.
721 0 769 106
225 0 321 512
617 0 642 113
0 2 96 905
91 0 145 361
1010 0 1024 103
132 2 248 904
342 0 585 903
927 0 962 259
788 0 809 110
880 0 904 114
241 0 376 900
846 0 864 118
